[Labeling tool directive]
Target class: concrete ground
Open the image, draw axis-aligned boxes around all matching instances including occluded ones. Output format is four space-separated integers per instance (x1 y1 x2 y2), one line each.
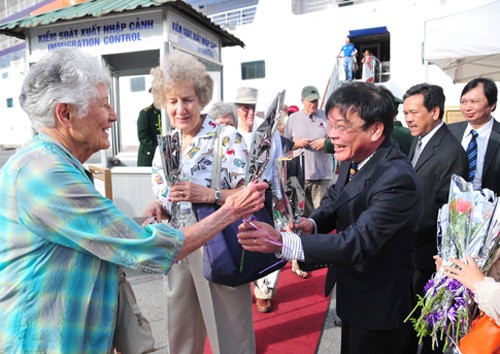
127 269 342 354
0 149 342 353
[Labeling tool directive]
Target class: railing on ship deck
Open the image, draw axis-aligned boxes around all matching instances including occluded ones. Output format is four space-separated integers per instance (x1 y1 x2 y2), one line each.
207 0 378 29
209 5 257 28
0 0 46 51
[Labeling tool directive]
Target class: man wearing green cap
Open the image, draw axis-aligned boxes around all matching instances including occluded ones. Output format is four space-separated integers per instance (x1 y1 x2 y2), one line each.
284 85 333 217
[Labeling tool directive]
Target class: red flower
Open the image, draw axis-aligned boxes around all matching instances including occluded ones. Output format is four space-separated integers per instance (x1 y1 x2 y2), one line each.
226 149 235 155
455 198 472 213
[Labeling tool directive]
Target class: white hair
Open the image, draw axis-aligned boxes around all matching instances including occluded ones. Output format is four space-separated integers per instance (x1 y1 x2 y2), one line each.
19 48 112 130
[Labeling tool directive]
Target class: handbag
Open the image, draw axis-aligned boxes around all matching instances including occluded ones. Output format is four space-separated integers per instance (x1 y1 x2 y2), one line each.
459 311 500 354
194 124 286 287
194 204 286 287
113 270 156 354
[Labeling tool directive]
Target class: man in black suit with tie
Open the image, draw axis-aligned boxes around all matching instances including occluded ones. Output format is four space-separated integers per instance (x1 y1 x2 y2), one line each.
403 83 468 353
238 82 423 354
447 77 500 195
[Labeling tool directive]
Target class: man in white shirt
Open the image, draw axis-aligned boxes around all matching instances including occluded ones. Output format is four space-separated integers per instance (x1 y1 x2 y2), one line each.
448 77 500 195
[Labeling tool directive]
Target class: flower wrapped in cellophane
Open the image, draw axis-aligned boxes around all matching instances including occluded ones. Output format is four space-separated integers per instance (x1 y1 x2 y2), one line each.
406 174 500 352
240 90 286 271
157 131 190 227
273 155 305 233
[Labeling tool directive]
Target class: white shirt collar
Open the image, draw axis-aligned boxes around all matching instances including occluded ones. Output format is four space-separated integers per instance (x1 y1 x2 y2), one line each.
465 117 494 137
419 121 444 149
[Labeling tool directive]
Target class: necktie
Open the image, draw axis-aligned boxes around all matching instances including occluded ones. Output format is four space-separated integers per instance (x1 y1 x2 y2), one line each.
349 162 358 181
411 137 423 167
466 130 478 181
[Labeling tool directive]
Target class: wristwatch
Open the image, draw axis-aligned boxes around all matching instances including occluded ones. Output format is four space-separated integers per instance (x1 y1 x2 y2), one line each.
214 190 221 205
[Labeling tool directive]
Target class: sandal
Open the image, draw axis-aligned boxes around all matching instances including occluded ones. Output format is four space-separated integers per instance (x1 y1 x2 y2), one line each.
291 260 308 278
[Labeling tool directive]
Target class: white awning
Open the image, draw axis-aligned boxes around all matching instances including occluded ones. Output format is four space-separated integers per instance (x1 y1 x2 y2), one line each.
423 1 500 83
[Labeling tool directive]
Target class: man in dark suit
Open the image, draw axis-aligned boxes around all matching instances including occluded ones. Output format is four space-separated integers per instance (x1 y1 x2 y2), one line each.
403 83 468 353
447 77 500 195
238 82 423 354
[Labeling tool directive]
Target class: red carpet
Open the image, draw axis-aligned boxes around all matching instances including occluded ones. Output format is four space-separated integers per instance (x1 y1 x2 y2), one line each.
204 262 330 354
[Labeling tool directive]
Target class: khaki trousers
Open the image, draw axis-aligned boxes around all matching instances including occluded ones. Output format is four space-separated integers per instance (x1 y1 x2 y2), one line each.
304 179 331 217
163 247 255 354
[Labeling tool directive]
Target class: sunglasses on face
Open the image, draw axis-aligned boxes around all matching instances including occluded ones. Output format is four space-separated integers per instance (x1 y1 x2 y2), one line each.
238 104 256 113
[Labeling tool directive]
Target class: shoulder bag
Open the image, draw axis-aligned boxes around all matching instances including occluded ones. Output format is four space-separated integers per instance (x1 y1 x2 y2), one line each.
192 125 286 287
459 311 500 354
113 270 156 354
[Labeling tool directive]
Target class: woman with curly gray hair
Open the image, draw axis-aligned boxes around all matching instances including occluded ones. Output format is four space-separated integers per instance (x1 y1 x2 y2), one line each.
148 50 256 354
0 48 266 353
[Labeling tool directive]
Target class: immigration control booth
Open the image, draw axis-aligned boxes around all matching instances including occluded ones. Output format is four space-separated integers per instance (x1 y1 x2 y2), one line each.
0 0 244 217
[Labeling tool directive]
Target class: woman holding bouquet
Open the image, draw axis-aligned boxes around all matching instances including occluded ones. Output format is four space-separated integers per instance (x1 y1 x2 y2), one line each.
0 48 266 353
148 50 256 354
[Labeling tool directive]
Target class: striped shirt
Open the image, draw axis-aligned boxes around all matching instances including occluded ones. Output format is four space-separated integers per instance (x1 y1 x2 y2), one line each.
0 133 184 353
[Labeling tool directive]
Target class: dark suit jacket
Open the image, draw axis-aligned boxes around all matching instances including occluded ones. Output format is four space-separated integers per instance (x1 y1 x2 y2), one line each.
408 124 468 271
300 137 423 330
447 119 500 195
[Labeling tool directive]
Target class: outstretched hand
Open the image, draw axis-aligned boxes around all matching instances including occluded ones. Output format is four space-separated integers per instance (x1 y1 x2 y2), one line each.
142 200 169 223
170 180 212 203
222 181 268 221
237 220 282 253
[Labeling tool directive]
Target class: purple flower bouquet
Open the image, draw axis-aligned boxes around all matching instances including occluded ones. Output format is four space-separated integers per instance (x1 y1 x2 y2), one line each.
406 174 500 352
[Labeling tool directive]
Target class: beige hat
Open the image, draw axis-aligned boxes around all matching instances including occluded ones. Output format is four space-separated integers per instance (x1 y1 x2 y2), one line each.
235 87 258 104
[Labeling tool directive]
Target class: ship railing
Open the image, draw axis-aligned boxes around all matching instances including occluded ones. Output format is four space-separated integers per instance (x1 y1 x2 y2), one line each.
0 0 42 21
208 5 257 29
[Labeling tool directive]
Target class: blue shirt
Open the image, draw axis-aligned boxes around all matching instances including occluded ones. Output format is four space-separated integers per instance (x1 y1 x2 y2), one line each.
340 43 357 57
0 133 184 353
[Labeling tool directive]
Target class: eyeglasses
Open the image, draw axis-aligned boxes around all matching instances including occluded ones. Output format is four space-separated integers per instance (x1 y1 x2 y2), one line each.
329 121 365 135
238 104 255 113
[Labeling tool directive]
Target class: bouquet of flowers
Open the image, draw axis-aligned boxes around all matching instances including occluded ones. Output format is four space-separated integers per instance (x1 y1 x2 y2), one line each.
273 155 305 232
406 174 500 352
244 90 286 184
240 90 286 271
157 131 180 186
157 131 188 227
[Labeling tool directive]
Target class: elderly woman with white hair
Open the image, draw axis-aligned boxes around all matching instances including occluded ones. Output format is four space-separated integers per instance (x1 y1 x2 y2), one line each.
0 48 266 353
148 50 256 354
208 101 239 128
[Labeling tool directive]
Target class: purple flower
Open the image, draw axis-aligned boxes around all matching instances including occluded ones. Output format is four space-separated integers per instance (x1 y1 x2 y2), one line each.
447 306 457 322
447 278 461 292
424 278 435 292
454 296 466 308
